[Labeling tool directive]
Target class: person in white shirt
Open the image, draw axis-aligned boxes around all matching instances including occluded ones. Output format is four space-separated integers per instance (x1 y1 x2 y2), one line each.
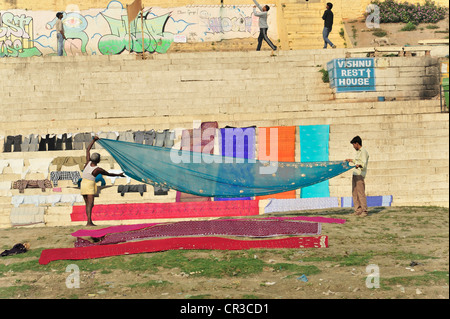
346 136 369 217
253 0 277 51
55 12 66 56
81 137 125 226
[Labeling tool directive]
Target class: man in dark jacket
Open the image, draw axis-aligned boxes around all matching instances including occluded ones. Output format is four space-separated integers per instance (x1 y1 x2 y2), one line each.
322 2 336 49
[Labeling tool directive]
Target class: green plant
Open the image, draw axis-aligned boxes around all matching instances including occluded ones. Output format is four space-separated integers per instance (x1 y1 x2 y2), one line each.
370 0 449 24
372 30 387 37
400 21 417 31
319 69 329 83
339 28 345 39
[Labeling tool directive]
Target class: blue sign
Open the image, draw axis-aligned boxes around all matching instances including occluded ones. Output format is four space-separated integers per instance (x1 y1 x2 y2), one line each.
327 58 376 92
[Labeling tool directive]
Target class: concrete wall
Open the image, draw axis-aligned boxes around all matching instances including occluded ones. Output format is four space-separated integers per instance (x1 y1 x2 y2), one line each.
1 0 447 12
0 50 448 228
1 1 279 57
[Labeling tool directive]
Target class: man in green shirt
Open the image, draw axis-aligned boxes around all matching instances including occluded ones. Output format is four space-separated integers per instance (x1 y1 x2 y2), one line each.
346 136 369 217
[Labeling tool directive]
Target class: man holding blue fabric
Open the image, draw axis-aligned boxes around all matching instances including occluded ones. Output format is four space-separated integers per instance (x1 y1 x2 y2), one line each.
253 0 277 51
346 136 369 217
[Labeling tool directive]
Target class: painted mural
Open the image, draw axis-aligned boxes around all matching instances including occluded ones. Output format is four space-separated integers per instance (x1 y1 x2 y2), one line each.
0 1 277 57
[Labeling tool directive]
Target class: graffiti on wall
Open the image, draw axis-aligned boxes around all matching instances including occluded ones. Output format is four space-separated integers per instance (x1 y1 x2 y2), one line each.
0 1 277 58
0 11 41 57
98 11 173 55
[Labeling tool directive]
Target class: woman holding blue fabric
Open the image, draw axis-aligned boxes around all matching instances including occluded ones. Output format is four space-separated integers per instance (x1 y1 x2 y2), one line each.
81 136 125 226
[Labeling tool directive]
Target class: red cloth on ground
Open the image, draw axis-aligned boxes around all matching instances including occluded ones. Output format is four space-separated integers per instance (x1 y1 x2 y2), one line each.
39 236 328 265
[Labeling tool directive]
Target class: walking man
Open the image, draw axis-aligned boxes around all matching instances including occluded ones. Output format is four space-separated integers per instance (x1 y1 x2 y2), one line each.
55 12 66 56
346 136 369 217
253 0 277 51
322 2 336 49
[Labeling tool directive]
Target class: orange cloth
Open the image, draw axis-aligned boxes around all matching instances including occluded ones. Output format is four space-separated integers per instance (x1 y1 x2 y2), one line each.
256 126 296 200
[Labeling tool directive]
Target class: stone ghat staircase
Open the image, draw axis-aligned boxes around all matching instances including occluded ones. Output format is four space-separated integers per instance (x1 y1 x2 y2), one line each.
279 0 346 50
0 49 448 228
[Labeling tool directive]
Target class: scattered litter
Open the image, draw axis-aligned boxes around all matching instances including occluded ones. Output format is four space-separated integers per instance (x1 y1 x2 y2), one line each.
264 282 276 286
410 261 422 267
416 288 423 295
297 274 308 282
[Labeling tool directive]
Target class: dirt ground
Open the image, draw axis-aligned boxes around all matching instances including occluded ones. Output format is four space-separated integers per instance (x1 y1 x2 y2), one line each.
0 206 448 301
343 16 449 48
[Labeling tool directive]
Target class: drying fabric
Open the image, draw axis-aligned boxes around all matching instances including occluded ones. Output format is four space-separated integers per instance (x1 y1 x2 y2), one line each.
39 236 328 265
74 220 322 247
70 199 259 221
177 122 218 202
105 170 131 185
4 135 22 152
143 130 156 146
55 133 73 151
264 197 339 214
253 216 346 224
77 174 106 188
300 125 330 198
51 156 86 171
72 223 160 238
176 192 211 202
12 179 53 193
21 134 39 152
96 132 118 149
154 185 169 195
154 131 166 147
0 159 24 175
118 184 147 196
341 195 393 208
24 158 53 176
220 127 256 159
119 131 135 143
73 132 93 150
256 126 297 200
10 207 45 226
96 138 351 198
50 171 81 186
38 134 56 151
134 131 145 144
216 127 256 201
0 181 11 190
71 215 345 238
11 194 83 207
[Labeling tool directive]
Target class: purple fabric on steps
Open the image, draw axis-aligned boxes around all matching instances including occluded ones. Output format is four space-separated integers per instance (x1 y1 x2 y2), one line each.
74 219 322 247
